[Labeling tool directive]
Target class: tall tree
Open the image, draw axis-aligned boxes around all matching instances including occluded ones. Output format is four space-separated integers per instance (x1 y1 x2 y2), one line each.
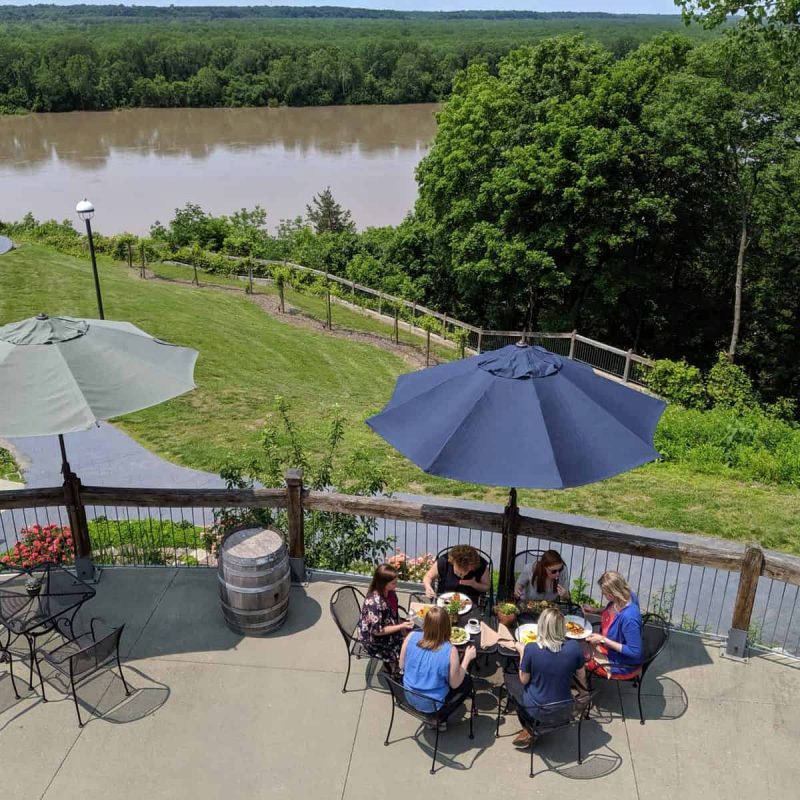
306 187 356 235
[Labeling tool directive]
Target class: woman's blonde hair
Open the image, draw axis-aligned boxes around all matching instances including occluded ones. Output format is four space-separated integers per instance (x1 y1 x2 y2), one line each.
598 571 632 606
448 544 481 571
417 606 451 650
536 607 566 653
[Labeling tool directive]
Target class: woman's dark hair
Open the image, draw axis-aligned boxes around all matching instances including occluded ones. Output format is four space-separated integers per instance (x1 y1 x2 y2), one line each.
532 550 565 594
368 564 398 595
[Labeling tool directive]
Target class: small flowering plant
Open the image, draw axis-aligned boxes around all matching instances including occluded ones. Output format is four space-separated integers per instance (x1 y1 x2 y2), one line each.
0 523 75 570
386 552 435 582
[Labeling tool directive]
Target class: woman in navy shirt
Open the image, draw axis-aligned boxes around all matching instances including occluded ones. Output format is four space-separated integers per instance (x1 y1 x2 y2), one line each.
505 608 586 747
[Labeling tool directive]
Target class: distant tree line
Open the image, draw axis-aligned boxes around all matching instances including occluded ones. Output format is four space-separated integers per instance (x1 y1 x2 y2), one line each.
0 11 713 113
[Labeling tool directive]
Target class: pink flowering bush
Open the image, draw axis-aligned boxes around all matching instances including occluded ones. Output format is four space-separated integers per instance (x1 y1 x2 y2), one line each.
386 552 435 582
0 523 74 569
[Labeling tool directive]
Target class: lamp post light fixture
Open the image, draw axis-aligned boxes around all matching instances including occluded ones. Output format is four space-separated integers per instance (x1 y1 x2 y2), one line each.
75 198 105 320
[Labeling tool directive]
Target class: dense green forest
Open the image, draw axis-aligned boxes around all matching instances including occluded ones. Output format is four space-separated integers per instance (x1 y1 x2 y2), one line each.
0 7 717 112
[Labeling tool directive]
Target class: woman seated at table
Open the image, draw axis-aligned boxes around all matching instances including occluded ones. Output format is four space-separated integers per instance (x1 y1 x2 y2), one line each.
358 564 414 676
583 571 643 679
400 606 477 713
513 549 570 603
506 607 586 747
422 544 490 603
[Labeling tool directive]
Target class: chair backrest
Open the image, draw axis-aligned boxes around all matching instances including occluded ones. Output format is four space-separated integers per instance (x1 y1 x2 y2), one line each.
70 625 124 679
641 613 670 668
513 549 545 577
435 546 494 596
519 689 597 734
330 585 366 645
385 674 451 719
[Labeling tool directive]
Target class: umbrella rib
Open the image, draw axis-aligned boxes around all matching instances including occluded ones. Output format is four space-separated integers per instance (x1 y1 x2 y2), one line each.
524 378 564 488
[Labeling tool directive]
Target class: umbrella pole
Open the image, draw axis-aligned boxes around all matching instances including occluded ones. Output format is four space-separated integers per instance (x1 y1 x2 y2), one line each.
57 434 95 582
499 487 520 599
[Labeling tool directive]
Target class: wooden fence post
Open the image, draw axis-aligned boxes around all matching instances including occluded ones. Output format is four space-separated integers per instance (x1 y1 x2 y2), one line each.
62 470 94 581
126 241 133 269
140 243 146 279
285 469 305 582
326 288 332 329
726 545 765 659
394 307 399 344
623 349 633 382
192 261 199 286
498 488 520 598
426 330 431 366
477 329 483 354
569 329 577 359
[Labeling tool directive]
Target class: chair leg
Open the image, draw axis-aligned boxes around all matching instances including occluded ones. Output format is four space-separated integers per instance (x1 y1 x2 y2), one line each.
384 701 396 746
34 655 47 702
529 738 535 779
70 674 84 727
495 685 503 737
577 717 583 765
6 653 20 700
636 678 645 725
116 653 132 696
469 691 475 740
342 651 352 694
430 725 440 775
26 635 35 690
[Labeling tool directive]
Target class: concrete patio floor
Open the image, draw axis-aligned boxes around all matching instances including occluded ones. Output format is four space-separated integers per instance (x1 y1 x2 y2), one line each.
1 569 798 800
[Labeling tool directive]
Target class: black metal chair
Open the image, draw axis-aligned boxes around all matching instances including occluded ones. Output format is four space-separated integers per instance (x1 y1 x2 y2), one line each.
34 618 131 727
384 674 476 774
496 684 597 778
434 546 495 613
587 612 670 725
330 585 373 693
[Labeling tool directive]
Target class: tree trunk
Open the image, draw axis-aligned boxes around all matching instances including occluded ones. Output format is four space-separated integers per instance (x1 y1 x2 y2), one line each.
728 207 748 363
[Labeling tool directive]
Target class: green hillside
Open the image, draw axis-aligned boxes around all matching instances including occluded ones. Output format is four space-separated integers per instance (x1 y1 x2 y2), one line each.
1 242 798 553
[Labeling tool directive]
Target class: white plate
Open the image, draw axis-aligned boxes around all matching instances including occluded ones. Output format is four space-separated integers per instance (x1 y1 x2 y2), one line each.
515 623 539 645
449 626 470 646
438 592 472 615
565 615 592 640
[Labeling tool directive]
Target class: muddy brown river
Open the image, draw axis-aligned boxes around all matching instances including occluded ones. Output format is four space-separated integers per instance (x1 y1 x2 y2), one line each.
0 104 439 234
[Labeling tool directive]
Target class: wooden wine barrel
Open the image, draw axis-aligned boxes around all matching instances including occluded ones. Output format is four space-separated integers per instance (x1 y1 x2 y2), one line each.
217 527 291 635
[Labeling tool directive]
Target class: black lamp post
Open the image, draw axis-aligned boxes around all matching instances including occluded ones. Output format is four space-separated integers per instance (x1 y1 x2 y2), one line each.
75 198 104 319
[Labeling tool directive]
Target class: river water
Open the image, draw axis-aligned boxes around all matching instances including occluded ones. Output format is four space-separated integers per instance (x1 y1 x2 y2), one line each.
0 104 439 235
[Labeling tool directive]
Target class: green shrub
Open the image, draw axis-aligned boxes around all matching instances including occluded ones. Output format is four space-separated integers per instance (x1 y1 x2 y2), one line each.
644 358 707 409
707 352 758 409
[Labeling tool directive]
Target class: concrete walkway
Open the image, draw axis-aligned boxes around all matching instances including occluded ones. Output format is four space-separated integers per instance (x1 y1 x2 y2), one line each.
2 421 224 489
0 569 797 800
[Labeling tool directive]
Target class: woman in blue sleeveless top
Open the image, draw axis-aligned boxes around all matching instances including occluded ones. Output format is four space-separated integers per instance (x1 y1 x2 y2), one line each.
400 606 476 713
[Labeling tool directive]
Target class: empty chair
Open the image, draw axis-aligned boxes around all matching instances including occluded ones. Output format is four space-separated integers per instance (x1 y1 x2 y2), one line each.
34 618 131 727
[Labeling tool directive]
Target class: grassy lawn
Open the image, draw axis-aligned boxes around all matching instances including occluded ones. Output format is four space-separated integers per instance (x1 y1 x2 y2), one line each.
2 242 799 553
151 260 459 361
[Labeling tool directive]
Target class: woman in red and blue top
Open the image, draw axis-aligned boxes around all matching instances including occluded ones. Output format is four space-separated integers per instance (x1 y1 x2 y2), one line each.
584 571 643 679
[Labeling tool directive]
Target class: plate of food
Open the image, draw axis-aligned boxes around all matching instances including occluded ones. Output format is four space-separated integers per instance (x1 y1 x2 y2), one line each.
450 626 470 646
520 599 557 616
438 592 473 615
564 615 592 639
515 623 538 646
413 605 435 626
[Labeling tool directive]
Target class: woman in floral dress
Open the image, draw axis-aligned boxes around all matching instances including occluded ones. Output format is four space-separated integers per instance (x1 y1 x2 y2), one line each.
358 564 414 674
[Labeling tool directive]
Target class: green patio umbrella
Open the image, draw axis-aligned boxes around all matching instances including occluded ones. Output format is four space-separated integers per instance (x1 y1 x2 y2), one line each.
0 313 198 578
0 313 198 472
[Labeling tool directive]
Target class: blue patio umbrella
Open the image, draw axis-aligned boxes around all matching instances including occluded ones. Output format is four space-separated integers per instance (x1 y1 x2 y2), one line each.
366 344 666 590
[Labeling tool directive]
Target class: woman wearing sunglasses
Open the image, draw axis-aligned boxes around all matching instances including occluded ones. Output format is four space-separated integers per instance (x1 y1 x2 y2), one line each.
513 549 570 602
